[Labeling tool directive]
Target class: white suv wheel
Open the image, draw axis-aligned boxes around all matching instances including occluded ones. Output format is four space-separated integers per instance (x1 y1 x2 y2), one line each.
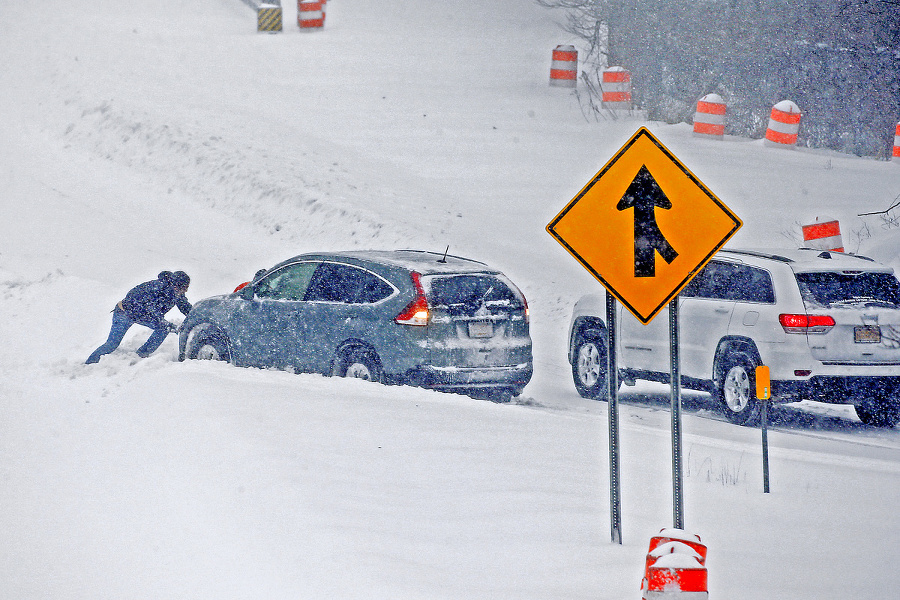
716 352 761 426
571 333 612 400
577 342 602 387
723 365 751 412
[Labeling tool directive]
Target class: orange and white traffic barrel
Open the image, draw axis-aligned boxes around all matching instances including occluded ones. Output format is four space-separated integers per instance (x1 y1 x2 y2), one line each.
692 94 726 139
643 529 707 573
642 553 708 600
641 529 708 600
601 67 632 110
549 45 577 88
892 122 900 162
298 0 325 31
257 4 282 33
764 100 801 148
802 217 844 252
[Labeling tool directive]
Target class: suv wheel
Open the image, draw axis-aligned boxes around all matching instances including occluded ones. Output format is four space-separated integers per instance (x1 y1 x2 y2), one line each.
716 352 761 426
334 348 383 383
572 332 608 399
855 397 900 428
187 326 232 363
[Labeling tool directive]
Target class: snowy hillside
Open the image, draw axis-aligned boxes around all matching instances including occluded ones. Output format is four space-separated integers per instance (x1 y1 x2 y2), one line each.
1 1 899 599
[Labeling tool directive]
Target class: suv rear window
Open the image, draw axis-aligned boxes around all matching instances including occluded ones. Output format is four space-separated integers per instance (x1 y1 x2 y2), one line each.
795 271 900 309
425 274 524 313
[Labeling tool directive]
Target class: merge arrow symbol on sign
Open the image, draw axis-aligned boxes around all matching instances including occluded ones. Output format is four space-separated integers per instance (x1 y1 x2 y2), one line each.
616 165 678 277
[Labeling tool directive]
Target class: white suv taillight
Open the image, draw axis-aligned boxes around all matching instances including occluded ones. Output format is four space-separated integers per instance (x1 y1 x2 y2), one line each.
778 313 835 334
395 271 430 326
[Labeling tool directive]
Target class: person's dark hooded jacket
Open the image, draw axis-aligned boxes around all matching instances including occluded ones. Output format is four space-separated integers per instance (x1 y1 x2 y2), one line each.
121 271 192 328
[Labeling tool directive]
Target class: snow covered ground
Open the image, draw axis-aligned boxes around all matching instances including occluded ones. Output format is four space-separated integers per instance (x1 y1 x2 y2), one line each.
1 1 899 598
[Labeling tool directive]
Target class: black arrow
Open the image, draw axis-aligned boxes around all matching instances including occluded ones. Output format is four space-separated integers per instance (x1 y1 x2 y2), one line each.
616 165 678 277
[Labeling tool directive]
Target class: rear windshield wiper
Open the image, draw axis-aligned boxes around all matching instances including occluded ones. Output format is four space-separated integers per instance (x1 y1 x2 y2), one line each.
830 297 900 308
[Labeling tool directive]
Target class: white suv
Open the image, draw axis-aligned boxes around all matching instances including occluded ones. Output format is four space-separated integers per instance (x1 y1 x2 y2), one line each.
567 249 900 427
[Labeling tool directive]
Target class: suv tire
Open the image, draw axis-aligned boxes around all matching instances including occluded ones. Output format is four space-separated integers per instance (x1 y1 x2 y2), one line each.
187 326 232 363
855 397 900 428
572 331 609 400
335 348 383 383
716 351 761 426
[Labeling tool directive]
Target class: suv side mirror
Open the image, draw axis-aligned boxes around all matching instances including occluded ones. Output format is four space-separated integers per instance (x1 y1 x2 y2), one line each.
239 285 255 300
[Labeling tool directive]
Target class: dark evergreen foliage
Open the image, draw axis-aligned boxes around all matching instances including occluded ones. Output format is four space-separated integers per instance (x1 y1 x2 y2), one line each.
539 0 900 157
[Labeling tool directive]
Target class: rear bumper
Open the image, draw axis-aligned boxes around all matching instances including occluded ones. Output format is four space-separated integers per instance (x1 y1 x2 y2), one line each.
772 375 900 405
405 363 533 392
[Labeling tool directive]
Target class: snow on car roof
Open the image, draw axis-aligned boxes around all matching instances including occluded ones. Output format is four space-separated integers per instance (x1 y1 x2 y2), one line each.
721 248 892 273
276 250 500 275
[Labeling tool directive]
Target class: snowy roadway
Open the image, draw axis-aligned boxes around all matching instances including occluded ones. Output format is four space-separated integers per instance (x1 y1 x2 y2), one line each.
2 0 899 598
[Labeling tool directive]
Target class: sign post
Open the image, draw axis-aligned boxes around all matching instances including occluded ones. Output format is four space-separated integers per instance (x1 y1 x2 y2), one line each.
547 127 742 535
756 365 772 494
669 298 684 529
607 293 622 543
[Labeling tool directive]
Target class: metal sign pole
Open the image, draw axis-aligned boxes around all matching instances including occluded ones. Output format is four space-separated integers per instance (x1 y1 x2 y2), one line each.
761 399 770 493
756 365 772 494
607 293 622 544
669 297 684 530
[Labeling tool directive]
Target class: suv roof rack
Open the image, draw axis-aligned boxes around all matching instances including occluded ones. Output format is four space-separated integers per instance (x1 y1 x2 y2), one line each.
796 248 876 262
396 249 487 266
722 249 794 263
724 248 878 264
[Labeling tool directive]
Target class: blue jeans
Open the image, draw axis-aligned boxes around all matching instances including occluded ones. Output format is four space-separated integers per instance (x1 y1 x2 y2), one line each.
85 308 169 364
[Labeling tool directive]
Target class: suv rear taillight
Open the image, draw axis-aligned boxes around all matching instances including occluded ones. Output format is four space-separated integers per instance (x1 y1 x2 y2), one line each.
779 313 835 334
507 281 529 324
395 271 430 326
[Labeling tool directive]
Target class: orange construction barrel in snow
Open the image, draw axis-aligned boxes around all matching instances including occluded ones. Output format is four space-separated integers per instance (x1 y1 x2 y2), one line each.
692 94 726 139
764 100 801 148
646 529 707 564
298 0 325 31
549 45 577 88
601 67 632 110
643 554 708 600
802 218 844 252
892 122 900 162
641 529 709 600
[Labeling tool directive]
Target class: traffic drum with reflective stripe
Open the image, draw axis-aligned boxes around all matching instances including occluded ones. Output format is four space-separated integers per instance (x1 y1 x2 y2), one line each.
601 67 632 110
764 100 801 148
298 0 325 31
549 45 577 88
692 94 725 139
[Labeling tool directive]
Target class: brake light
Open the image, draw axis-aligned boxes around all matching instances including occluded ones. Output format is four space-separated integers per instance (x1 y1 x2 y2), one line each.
507 281 529 324
395 271 430 326
779 313 835 334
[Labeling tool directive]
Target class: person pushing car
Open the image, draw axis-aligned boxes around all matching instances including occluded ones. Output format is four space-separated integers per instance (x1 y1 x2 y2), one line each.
86 270 192 364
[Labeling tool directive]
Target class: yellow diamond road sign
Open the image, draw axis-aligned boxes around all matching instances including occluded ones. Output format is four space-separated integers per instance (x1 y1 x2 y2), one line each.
547 127 742 324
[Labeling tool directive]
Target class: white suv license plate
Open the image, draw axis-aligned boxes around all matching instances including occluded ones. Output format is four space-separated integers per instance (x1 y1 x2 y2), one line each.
854 325 881 344
468 321 494 338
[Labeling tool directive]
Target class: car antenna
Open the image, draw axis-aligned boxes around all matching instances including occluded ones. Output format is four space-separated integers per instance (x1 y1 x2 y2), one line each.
438 245 449 263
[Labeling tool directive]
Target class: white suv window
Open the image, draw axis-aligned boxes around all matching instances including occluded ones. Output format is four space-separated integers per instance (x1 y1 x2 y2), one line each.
795 271 900 309
682 261 775 303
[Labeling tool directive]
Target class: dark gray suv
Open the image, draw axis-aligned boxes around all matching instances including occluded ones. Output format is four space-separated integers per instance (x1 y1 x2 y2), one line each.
179 250 532 399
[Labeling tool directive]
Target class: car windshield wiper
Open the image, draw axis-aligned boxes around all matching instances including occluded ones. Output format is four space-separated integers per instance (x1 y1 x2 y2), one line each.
830 297 900 308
